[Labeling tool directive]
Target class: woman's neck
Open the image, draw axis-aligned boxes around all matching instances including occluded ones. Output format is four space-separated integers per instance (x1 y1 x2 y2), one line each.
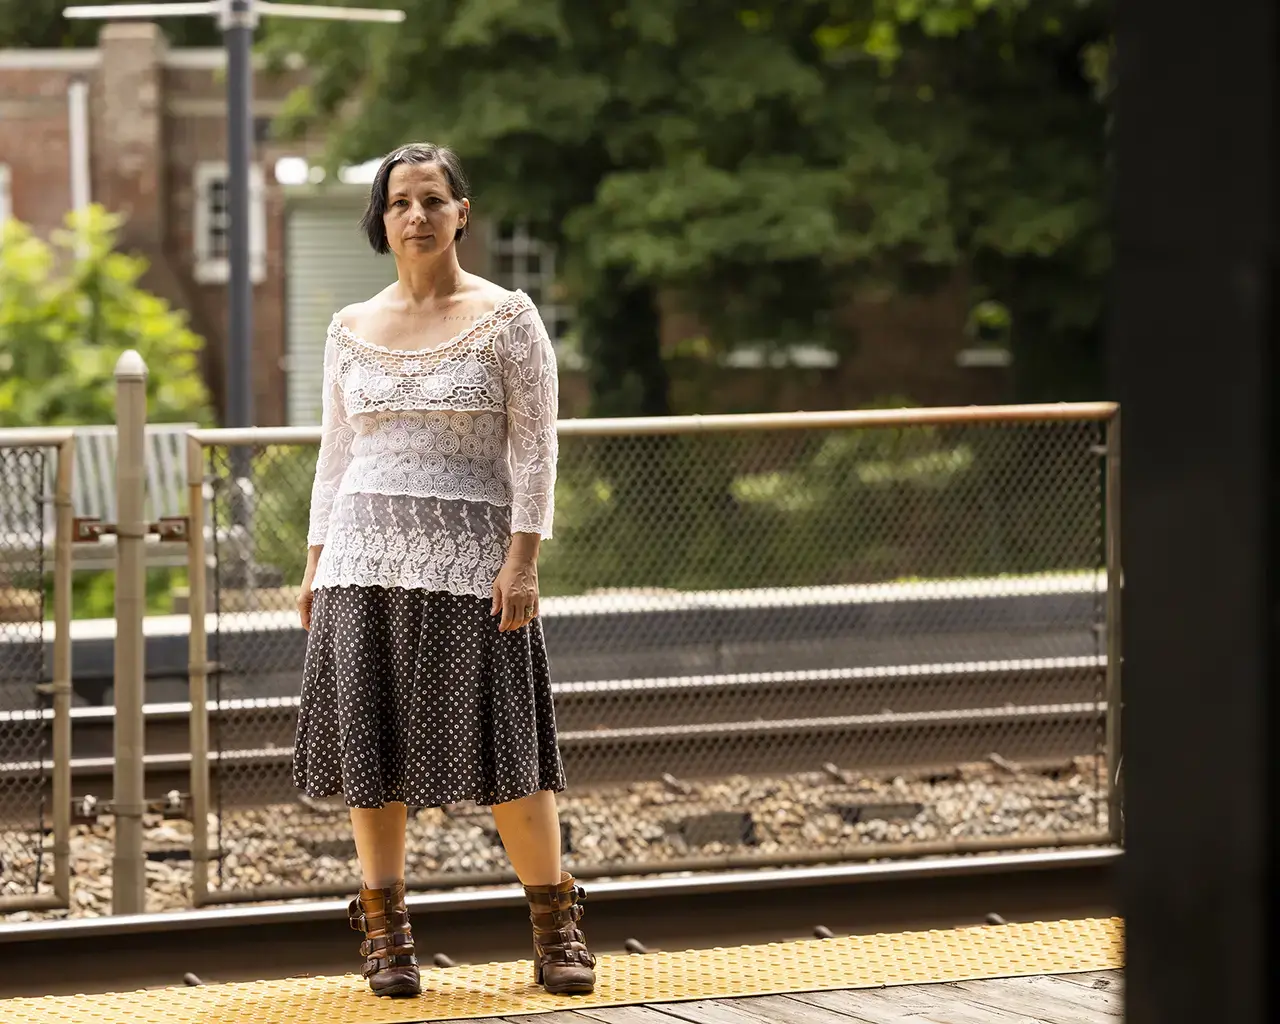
394 252 466 306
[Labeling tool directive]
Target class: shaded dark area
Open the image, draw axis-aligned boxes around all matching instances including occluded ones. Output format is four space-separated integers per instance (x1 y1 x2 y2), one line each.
1113 0 1279 1022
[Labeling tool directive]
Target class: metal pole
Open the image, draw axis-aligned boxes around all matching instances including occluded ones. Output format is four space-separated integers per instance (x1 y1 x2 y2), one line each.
224 0 256 429
185 434 212 905
112 351 148 915
67 76 91 261
67 78 91 213
1104 410 1123 845
51 438 75 905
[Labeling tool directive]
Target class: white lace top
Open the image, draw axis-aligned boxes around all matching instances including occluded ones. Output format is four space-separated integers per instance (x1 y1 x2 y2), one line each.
306 290 559 599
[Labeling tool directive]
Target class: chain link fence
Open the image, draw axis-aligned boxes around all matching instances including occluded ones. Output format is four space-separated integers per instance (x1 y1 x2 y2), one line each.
188 407 1119 904
0 433 73 912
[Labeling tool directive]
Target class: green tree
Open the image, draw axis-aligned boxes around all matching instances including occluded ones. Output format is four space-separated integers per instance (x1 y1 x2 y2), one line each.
267 0 1109 411
856 0 1114 400
0 206 213 426
0 0 220 48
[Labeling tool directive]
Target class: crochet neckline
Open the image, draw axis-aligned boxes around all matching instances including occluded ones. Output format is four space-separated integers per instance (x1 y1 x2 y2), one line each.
330 290 529 356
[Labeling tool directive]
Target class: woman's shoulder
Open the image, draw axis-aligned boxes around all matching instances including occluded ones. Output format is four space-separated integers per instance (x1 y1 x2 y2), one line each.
333 301 367 329
332 290 391 336
460 275 528 316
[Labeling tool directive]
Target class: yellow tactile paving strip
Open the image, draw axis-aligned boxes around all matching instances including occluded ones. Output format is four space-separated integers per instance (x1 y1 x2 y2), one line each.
3 917 1123 1024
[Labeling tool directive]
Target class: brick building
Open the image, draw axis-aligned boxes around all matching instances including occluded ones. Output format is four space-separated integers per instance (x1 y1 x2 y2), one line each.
0 22 1010 425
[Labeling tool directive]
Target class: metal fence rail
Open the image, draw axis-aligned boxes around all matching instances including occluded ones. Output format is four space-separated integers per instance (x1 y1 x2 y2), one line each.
0 429 74 912
186 404 1120 905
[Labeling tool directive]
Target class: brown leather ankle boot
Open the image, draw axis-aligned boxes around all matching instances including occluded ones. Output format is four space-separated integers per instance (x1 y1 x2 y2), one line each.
523 872 596 995
348 880 421 997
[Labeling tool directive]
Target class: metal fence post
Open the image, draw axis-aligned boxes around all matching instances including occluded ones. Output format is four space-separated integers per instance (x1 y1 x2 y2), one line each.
112 351 148 914
186 432 211 905
1104 409 1124 844
51 437 75 904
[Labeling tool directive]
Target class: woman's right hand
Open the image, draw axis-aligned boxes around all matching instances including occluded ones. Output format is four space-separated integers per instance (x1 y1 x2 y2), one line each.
299 547 323 631
298 569 316 631
298 560 318 624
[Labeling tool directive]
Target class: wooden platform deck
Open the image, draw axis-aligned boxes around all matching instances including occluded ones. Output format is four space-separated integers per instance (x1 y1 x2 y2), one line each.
449 971 1124 1024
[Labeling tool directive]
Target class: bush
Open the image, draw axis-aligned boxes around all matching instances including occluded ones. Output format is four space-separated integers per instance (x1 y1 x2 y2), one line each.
1 207 214 619
0 205 212 427
539 420 1102 595
49 568 190 621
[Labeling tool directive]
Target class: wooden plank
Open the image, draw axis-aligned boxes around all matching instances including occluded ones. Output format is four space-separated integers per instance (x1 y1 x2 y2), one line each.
430 1018 509 1024
725 995 887 1024
786 988 938 1023
792 985 1042 1024
728 995 890 1024
1051 971 1124 994
503 1014 600 1024
574 1007 702 1024
790 986 940 1017
979 975 1121 1016
908 989 1044 1024
951 975 1121 1022
506 1013 623 1024
654 996 858 1024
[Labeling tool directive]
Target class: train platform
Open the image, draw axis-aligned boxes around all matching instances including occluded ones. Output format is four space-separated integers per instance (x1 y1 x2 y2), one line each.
2 916 1122 1024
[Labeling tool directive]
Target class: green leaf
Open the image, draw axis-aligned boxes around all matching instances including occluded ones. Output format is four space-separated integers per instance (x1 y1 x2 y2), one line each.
0 207 213 428
262 0 1111 409
444 0 571 48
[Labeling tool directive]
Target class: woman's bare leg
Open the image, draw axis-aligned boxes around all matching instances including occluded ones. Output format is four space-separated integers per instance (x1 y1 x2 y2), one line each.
350 802 408 887
490 789 562 886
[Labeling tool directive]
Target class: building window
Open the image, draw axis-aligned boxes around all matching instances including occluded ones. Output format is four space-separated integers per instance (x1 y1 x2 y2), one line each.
0 164 11 226
491 221 571 343
193 162 266 284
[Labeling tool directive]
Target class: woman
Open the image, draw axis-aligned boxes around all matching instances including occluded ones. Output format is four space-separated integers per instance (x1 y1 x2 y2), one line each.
293 143 594 999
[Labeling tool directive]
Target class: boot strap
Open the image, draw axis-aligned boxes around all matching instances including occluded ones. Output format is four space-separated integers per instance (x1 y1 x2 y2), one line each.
349 902 410 933
531 903 583 925
539 945 596 967
535 923 586 945
360 931 414 957
525 883 586 910
362 952 418 978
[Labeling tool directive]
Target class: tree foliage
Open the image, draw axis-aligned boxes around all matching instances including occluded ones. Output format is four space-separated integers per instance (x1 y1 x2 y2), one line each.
0 207 212 427
0 0 220 48
267 0 1109 409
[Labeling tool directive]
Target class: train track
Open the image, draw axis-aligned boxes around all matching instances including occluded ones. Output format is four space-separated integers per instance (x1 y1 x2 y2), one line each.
0 655 1108 807
0 847 1119 999
0 574 1109 705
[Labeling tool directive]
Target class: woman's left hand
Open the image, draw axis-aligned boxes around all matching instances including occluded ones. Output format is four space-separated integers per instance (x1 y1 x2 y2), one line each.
492 556 539 632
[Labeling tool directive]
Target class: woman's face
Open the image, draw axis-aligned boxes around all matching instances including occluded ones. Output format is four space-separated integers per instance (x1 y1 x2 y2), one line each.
382 161 468 259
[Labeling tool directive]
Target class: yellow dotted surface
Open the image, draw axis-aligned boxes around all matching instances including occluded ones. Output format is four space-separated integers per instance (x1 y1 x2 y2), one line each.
2 917 1123 1024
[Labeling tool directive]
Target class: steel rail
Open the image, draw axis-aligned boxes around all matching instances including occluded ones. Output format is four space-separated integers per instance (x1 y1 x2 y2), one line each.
187 401 1119 448
0 701 1107 808
0 652 1107 751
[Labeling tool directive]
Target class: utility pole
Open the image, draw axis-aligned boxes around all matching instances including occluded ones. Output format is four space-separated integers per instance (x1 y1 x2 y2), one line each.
64 1 405 428
225 0 254 430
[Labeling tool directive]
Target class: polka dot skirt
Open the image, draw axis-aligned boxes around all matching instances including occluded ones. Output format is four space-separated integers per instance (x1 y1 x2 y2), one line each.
293 585 567 809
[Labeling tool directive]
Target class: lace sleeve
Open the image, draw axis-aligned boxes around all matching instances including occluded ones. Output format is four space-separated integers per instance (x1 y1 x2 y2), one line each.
496 304 559 539
306 322 356 546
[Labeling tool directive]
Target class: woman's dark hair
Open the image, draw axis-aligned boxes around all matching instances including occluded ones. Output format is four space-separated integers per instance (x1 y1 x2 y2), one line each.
359 143 472 254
